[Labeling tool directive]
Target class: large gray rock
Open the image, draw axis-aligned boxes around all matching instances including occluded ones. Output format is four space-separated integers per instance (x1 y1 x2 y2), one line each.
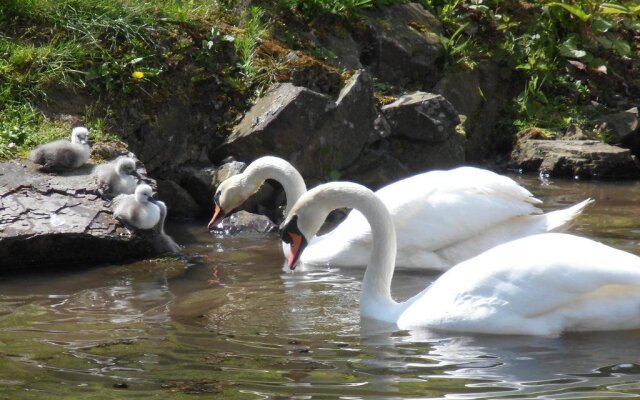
324 31 363 70
596 107 640 154
156 179 201 219
363 3 444 85
381 92 460 142
212 160 246 187
434 61 512 161
0 160 164 270
177 165 217 214
292 70 386 179
511 139 640 179
210 210 277 235
382 91 465 171
214 83 332 166
341 145 411 189
213 70 385 180
387 130 466 173
342 92 465 187
118 77 228 177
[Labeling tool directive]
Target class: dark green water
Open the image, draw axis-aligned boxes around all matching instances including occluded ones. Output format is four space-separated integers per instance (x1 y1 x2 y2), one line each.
2 175 640 399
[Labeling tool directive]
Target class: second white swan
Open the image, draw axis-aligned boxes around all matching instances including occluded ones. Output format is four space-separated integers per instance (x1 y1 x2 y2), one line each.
281 182 640 336
209 156 591 271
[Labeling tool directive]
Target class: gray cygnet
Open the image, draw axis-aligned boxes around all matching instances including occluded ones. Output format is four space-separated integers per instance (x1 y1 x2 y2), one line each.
29 126 91 171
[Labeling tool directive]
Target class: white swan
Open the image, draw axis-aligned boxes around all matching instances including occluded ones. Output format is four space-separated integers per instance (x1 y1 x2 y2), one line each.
29 126 91 171
209 156 591 270
94 157 140 197
113 184 161 230
281 182 640 336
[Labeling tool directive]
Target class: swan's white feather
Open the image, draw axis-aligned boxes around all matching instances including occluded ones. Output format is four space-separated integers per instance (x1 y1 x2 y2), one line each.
301 167 589 270
113 184 160 230
215 157 590 271
397 233 640 336
288 182 640 336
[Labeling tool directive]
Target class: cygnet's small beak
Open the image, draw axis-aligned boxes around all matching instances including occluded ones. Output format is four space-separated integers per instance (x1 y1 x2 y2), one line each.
131 171 142 180
207 204 225 230
148 196 159 204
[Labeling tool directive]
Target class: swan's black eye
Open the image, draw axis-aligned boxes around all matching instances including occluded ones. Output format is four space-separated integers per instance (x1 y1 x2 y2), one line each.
280 215 300 244
214 191 221 206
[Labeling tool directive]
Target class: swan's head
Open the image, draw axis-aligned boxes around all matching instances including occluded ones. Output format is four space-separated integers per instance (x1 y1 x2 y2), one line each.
135 184 157 204
207 174 250 230
71 126 90 146
116 157 141 179
280 187 331 270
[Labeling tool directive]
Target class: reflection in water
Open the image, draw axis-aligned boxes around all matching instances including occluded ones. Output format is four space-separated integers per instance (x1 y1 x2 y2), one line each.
1 176 640 397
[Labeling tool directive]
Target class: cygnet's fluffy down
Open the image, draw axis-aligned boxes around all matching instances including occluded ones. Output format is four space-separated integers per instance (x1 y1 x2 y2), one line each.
112 184 181 254
113 184 161 230
94 157 140 197
29 126 91 171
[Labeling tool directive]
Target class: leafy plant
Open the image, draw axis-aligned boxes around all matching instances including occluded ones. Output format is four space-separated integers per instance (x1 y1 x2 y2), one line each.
274 0 405 17
423 0 640 133
235 6 270 80
0 0 239 160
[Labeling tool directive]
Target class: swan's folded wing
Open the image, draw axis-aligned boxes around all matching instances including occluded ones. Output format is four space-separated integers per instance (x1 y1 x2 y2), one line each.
374 167 542 251
307 167 545 266
424 233 640 322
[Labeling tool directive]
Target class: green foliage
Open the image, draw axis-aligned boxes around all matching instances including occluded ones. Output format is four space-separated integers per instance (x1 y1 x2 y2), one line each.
274 0 406 17
0 103 117 159
0 0 234 159
235 6 270 80
423 0 640 133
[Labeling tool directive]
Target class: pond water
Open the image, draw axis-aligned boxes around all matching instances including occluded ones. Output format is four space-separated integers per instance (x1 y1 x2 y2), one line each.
2 175 640 399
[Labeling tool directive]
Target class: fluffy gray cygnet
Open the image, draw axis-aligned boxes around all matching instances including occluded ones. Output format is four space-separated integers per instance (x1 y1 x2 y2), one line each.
29 126 91 171
113 184 161 230
112 184 181 254
94 157 140 197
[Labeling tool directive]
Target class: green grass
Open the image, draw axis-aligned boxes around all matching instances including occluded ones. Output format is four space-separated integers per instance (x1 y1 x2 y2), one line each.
1 0 401 161
274 0 407 16
421 0 640 137
235 6 270 80
0 0 240 159
1 0 637 161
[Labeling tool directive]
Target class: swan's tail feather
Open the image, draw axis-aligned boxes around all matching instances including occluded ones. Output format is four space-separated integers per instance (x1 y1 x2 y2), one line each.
544 198 593 232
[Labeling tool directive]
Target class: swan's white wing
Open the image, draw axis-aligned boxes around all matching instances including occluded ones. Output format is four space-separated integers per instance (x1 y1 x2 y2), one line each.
331 167 541 251
402 233 640 335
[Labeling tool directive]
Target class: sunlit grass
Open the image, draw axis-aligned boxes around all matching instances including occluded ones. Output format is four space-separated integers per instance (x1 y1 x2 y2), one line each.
0 0 228 160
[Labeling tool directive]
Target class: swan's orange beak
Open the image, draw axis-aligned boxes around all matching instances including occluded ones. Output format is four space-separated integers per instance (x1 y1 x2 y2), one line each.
281 215 307 270
287 232 304 270
207 204 225 230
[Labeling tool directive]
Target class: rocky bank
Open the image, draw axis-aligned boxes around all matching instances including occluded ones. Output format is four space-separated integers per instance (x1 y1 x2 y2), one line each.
4 2 640 269
0 159 168 270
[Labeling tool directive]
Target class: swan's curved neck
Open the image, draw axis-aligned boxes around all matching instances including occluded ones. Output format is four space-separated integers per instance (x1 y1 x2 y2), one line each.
317 184 399 318
243 157 307 216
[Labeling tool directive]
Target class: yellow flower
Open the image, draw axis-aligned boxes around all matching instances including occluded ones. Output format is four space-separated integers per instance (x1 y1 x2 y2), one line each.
131 71 144 80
